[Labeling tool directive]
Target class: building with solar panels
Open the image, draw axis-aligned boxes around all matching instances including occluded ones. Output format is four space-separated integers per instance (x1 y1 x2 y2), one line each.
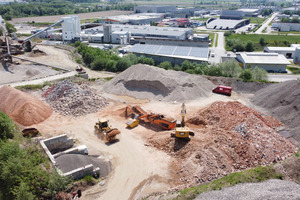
128 44 209 65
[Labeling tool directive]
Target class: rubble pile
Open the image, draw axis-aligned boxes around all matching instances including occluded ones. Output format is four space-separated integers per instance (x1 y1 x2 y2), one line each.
146 101 296 188
44 80 107 116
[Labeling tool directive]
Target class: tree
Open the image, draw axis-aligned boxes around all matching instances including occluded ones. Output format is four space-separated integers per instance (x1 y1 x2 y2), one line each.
259 37 266 46
239 69 252 81
13 182 36 200
219 60 242 78
205 64 222 76
251 66 268 81
0 111 15 140
245 41 254 52
4 20 16 35
45 171 72 198
83 52 94 66
116 59 131 71
158 61 172 70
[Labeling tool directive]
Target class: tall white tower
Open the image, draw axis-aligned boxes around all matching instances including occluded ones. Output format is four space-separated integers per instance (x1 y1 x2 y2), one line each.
62 16 81 41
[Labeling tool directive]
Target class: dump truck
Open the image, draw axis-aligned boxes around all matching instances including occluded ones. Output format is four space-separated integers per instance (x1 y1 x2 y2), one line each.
212 85 232 96
95 119 120 143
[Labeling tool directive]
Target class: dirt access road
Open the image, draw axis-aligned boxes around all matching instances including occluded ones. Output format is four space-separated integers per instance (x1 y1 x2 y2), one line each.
10 10 133 23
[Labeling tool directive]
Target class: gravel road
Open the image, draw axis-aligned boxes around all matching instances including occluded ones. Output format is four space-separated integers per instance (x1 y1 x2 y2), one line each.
195 179 300 200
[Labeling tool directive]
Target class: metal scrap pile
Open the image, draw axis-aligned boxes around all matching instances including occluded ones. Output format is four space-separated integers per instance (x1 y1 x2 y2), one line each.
44 80 107 116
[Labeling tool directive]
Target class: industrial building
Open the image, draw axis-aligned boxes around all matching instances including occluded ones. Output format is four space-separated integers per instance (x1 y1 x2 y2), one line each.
206 18 249 30
264 46 297 58
128 44 209 65
62 16 81 41
293 47 300 65
237 8 259 17
105 13 163 25
272 23 300 32
206 10 249 30
236 52 290 73
134 5 176 13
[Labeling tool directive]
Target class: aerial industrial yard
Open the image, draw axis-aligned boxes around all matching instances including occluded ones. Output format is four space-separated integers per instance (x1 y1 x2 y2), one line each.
0 1 300 200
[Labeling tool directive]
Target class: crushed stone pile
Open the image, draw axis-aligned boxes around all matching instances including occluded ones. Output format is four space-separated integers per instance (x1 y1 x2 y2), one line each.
252 80 300 143
55 154 111 177
102 64 215 101
0 86 52 126
195 179 300 200
44 80 107 116
146 101 296 188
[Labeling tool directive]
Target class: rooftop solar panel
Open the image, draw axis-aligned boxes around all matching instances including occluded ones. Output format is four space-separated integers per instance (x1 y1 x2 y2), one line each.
158 46 175 55
173 46 190 56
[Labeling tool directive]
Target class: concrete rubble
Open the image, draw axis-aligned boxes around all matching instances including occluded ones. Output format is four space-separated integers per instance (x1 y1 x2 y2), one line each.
44 80 107 116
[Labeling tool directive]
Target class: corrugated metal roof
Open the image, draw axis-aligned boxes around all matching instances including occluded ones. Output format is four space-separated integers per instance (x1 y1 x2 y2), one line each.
238 53 290 65
128 44 209 60
206 19 247 29
264 47 296 51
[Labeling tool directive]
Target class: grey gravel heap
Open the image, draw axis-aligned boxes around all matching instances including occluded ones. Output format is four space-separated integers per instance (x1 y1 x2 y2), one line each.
45 80 107 116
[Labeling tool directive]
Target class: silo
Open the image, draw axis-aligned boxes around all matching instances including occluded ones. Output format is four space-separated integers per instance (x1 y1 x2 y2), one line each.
294 47 300 65
103 24 112 43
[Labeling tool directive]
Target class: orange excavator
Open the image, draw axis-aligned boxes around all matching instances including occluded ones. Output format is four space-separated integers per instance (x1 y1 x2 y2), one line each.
125 105 176 130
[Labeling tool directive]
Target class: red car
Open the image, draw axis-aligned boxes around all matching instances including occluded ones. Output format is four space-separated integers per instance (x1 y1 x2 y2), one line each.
212 85 232 96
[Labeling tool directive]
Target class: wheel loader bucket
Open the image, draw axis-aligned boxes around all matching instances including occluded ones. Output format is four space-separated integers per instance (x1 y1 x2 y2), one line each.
106 128 121 143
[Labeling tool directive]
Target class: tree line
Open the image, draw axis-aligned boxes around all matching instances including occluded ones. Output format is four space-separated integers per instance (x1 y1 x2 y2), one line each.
0 1 135 20
74 42 268 82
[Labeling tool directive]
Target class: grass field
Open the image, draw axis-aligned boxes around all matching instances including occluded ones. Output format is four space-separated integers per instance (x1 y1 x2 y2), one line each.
226 34 300 51
245 17 266 24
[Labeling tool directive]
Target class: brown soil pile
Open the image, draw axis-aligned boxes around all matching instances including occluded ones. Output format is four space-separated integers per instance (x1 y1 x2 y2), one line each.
103 64 215 102
146 101 296 188
0 86 52 126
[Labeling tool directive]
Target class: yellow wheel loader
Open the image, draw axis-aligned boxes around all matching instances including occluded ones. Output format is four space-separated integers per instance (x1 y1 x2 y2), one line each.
95 119 120 143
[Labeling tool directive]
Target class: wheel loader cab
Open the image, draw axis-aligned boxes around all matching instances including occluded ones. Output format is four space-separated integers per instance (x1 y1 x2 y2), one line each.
99 119 109 129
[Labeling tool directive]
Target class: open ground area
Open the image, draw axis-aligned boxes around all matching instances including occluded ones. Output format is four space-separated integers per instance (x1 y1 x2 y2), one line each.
1 43 300 199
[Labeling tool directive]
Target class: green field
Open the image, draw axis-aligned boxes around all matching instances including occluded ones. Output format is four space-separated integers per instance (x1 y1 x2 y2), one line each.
245 17 266 24
226 34 300 51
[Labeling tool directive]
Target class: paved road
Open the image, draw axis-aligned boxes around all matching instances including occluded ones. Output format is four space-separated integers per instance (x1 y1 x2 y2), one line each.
268 74 300 82
209 32 226 64
0 71 77 88
255 12 278 34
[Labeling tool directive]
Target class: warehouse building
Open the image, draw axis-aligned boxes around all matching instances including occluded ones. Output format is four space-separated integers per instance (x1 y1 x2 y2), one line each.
236 52 290 73
206 10 249 30
272 23 300 32
264 46 297 58
105 13 163 25
128 44 209 65
206 18 249 30
134 5 176 13
237 8 259 17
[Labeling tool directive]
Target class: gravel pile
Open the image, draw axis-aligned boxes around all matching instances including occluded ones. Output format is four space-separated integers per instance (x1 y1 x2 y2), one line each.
252 80 300 143
195 179 300 200
55 154 111 177
44 80 107 116
102 64 215 102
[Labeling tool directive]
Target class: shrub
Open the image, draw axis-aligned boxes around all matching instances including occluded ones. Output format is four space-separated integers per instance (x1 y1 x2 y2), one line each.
158 61 172 70
219 60 242 78
251 67 268 81
116 59 131 71
205 65 223 76
0 111 16 140
239 69 253 81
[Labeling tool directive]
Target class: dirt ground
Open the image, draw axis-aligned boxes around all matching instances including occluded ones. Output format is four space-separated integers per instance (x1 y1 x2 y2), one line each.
27 89 255 200
10 11 133 23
